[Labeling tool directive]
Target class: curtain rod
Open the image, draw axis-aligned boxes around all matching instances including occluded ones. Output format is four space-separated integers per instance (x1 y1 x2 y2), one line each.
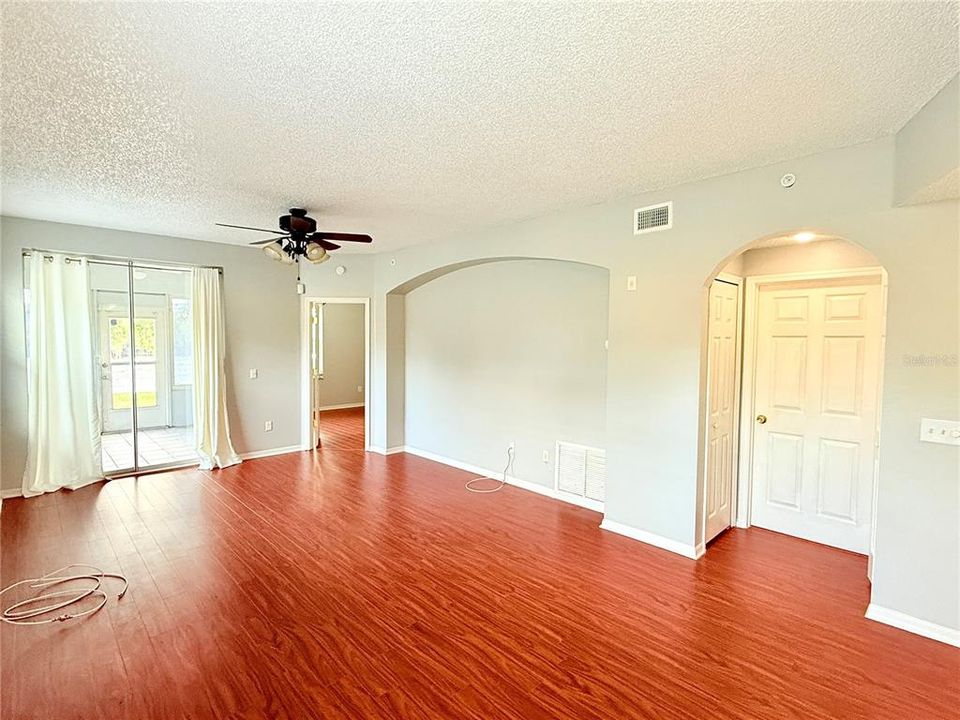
21 249 224 274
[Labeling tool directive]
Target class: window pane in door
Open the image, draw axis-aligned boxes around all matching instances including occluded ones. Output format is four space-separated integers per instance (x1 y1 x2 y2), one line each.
133 364 158 407
133 318 156 360
108 358 157 409
109 317 130 361
109 363 131 409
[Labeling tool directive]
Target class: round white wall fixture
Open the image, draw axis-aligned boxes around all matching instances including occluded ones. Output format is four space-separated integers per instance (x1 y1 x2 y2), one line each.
780 173 796 188
336 265 346 276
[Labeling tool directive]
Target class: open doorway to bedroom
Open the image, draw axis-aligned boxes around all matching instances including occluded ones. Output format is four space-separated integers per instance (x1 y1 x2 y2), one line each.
301 297 370 452
699 232 888 574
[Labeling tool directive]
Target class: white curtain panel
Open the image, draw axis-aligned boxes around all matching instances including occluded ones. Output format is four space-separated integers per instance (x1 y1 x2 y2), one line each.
22 253 103 497
192 267 241 470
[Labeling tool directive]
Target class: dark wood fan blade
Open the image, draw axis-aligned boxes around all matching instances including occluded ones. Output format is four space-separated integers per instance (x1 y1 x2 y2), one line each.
308 235 340 251
313 232 372 243
249 236 288 246
216 223 285 234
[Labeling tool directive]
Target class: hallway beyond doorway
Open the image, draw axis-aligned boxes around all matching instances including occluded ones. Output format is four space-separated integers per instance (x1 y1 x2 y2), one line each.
317 406 365 451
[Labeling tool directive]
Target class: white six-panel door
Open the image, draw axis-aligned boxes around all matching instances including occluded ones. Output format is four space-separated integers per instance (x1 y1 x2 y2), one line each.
750 277 882 553
705 279 741 543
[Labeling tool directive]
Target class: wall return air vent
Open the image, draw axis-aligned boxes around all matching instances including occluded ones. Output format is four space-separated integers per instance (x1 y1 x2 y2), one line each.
555 441 606 511
634 201 672 235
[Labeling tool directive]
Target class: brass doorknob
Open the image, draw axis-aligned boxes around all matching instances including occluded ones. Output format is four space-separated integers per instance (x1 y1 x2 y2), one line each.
756 414 767 424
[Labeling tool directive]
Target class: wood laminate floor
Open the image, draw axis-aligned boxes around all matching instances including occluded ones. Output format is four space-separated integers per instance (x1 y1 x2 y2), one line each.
1 441 957 719
318 406 365 450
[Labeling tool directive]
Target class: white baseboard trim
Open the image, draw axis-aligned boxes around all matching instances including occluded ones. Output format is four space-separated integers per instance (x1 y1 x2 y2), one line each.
318 402 365 411
504 473 555 500
1 488 23 500
402 445 507 480
367 445 405 456
400 445 603 512
599 518 702 560
239 445 303 461
553 488 603 513
865 603 960 647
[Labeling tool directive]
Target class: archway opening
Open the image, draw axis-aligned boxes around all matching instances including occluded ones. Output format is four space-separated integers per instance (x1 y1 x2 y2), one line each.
695 230 887 575
382 257 611 508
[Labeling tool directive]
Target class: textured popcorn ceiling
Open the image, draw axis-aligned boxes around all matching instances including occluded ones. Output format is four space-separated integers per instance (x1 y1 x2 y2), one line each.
2 2 957 252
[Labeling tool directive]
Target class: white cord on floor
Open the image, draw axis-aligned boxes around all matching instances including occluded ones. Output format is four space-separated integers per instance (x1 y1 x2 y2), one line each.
465 447 514 494
0 564 128 626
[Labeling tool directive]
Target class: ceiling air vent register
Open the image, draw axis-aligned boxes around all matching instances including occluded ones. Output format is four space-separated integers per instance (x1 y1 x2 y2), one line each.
634 201 673 235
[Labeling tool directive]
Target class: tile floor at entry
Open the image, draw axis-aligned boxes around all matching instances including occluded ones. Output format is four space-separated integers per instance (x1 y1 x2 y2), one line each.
101 426 196 472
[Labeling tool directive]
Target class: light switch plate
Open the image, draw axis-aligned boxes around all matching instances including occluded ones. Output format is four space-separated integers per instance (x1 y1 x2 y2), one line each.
919 418 960 446
264 420 273 432
627 275 637 291
249 368 258 379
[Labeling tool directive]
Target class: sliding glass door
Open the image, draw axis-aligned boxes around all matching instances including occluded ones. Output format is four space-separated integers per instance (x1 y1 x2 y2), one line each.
91 264 136 474
132 267 195 470
89 262 196 475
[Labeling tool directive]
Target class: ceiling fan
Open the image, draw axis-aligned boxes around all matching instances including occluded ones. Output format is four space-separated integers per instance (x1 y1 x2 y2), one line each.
216 208 372 266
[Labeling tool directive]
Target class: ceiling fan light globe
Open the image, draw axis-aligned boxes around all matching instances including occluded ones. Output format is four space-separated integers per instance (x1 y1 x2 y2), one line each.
280 251 295 265
305 242 328 263
262 242 284 262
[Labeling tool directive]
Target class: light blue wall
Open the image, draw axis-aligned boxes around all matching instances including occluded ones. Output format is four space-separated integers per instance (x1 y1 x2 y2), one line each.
895 74 959 205
404 259 609 488
369 137 958 632
0 218 375 490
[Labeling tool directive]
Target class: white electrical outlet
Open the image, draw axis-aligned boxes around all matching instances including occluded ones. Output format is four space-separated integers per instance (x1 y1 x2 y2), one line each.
542 450 549 463
249 368 258 379
357 385 363 393
920 418 960 446
264 420 273 432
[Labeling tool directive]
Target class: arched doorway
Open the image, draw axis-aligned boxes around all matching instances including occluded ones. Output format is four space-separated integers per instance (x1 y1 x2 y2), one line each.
380 255 610 454
696 230 887 573
378 256 611 508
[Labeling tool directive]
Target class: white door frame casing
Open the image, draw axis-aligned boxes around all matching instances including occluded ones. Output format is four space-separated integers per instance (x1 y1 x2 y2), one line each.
734 267 887 561
299 296 371 452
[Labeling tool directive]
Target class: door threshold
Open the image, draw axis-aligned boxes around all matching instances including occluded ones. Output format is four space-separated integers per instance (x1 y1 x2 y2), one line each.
104 460 199 480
